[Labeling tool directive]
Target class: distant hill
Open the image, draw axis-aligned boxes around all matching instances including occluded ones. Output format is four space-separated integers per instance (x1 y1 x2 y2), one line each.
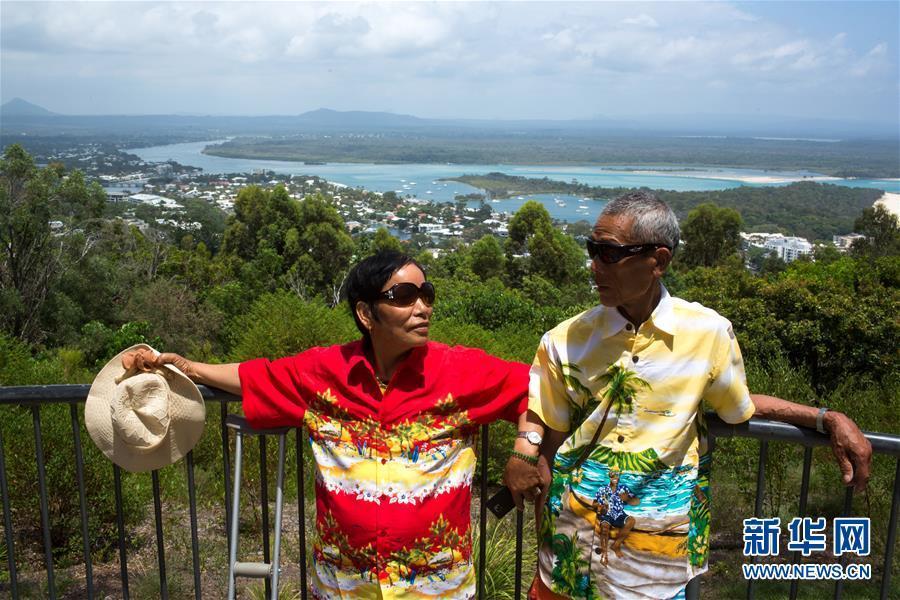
296 108 425 128
0 98 57 117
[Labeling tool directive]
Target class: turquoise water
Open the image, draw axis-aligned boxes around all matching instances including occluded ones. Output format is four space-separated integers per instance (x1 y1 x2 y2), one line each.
129 140 898 223
557 456 695 516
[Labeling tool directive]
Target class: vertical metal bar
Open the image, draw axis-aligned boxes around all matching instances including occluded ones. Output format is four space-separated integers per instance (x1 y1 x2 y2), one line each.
32 406 56 599
186 451 201 600
296 427 308 599
221 402 232 549
478 424 488 599
880 458 900 600
259 435 271 599
0 424 19 598
789 446 813 600
270 434 287 600
746 439 768 600
514 507 523 600
685 577 701 600
151 470 168 600
833 486 853 600
69 404 94 600
227 430 244 600
113 465 130 599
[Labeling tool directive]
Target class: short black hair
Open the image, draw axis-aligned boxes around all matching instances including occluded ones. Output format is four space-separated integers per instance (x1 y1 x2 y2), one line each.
343 251 425 342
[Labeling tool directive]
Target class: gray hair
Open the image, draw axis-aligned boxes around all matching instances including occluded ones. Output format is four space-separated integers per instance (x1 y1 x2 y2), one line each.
600 191 680 252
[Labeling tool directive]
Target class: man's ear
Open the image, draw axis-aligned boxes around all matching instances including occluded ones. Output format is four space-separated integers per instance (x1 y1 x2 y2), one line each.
356 301 376 331
652 247 672 276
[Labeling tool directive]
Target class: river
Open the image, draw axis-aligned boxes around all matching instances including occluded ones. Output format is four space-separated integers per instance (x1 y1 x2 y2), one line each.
129 140 899 223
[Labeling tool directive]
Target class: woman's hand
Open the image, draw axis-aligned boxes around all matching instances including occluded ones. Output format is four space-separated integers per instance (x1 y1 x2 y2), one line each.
153 352 201 381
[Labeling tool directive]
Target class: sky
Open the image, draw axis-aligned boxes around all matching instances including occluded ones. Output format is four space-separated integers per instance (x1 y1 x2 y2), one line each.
1 1 898 126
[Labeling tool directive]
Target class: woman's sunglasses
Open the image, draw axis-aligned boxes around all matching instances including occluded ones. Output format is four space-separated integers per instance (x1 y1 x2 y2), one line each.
379 281 436 307
586 239 671 264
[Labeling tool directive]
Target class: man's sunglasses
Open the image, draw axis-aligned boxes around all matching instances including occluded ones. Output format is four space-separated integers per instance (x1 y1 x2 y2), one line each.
379 281 436 307
586 239 671 264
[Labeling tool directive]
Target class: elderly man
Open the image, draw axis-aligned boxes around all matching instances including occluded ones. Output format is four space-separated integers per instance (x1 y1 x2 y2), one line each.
504 192 872 600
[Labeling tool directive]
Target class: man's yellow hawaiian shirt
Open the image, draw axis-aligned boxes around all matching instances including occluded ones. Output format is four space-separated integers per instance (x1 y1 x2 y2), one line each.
530 286 755 599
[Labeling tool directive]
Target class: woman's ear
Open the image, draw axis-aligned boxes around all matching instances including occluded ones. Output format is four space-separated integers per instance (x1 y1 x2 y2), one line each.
356 301 375 331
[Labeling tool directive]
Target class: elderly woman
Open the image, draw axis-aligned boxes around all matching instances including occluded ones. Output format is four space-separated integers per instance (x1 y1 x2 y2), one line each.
150 250 543 599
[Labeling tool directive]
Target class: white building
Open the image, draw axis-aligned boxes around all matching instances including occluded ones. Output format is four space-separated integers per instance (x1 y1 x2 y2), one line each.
833 233 866 251
763 235 813 262
741 232 813 263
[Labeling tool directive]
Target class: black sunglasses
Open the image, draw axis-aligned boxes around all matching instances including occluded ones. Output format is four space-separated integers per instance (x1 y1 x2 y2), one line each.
379 281 436 307
586 239 670 264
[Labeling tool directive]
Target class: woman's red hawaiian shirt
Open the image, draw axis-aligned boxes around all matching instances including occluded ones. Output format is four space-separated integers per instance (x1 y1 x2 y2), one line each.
240 340 528 598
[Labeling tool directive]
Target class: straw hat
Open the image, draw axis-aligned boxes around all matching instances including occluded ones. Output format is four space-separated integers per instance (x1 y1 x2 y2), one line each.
85 344 205 472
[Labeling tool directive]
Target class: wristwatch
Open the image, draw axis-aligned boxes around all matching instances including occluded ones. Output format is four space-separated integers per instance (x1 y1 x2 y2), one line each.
816 407 829 434
517 431 543 446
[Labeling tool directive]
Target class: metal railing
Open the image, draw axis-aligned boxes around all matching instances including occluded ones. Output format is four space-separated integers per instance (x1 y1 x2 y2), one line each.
0 384 897 599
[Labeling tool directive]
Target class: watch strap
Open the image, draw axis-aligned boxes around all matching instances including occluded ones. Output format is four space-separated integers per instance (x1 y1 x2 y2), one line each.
816 407 829 434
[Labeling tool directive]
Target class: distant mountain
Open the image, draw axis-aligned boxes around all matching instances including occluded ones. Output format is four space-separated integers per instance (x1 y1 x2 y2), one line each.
0 98 57 117
296 108 426 128
0 104 895 141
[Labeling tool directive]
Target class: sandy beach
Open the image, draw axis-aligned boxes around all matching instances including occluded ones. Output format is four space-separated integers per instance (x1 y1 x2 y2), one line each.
875 192 900 218
621 169 842 185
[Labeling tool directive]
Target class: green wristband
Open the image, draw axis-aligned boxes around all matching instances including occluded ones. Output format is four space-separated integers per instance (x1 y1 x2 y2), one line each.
511 450 539 465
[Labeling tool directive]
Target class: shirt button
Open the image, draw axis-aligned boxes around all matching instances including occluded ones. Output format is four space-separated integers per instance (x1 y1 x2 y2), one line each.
617 435 625 443
632 355 639 363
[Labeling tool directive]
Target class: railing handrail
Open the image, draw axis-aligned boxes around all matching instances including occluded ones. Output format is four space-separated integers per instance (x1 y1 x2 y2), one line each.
0 383 241 404
3 383 898 455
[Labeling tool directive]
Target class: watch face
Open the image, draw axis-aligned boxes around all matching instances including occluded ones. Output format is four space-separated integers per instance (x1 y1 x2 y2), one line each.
525 431 542 445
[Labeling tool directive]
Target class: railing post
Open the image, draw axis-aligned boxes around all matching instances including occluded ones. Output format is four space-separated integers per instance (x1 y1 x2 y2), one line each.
479 424 489 599
31 406 56 599
746 439 768 600
113 465 130 599
296 427 308 599
151 470 168 600
0 424 19 598
186 451 202 600
789 446 814 600
881 458 900 600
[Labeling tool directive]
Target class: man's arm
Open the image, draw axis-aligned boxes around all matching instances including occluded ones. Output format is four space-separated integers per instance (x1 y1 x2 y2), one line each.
503 411 568 510
751 394 872 492
153 352 242 397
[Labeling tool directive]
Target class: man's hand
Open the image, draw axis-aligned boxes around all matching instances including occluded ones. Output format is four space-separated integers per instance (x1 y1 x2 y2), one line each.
825 411 872 493
503 454 545 511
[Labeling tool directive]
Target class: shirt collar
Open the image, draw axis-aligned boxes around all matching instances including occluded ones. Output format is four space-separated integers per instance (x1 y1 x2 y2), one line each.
647 284 677 336
597 283 676 338
345 339 429 380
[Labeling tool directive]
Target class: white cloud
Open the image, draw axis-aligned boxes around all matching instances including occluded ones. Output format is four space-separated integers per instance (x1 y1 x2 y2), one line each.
0 1 896 120
621 14 659 28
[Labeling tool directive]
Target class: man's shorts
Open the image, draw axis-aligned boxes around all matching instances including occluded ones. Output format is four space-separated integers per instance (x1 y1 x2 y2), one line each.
598 511 628 529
